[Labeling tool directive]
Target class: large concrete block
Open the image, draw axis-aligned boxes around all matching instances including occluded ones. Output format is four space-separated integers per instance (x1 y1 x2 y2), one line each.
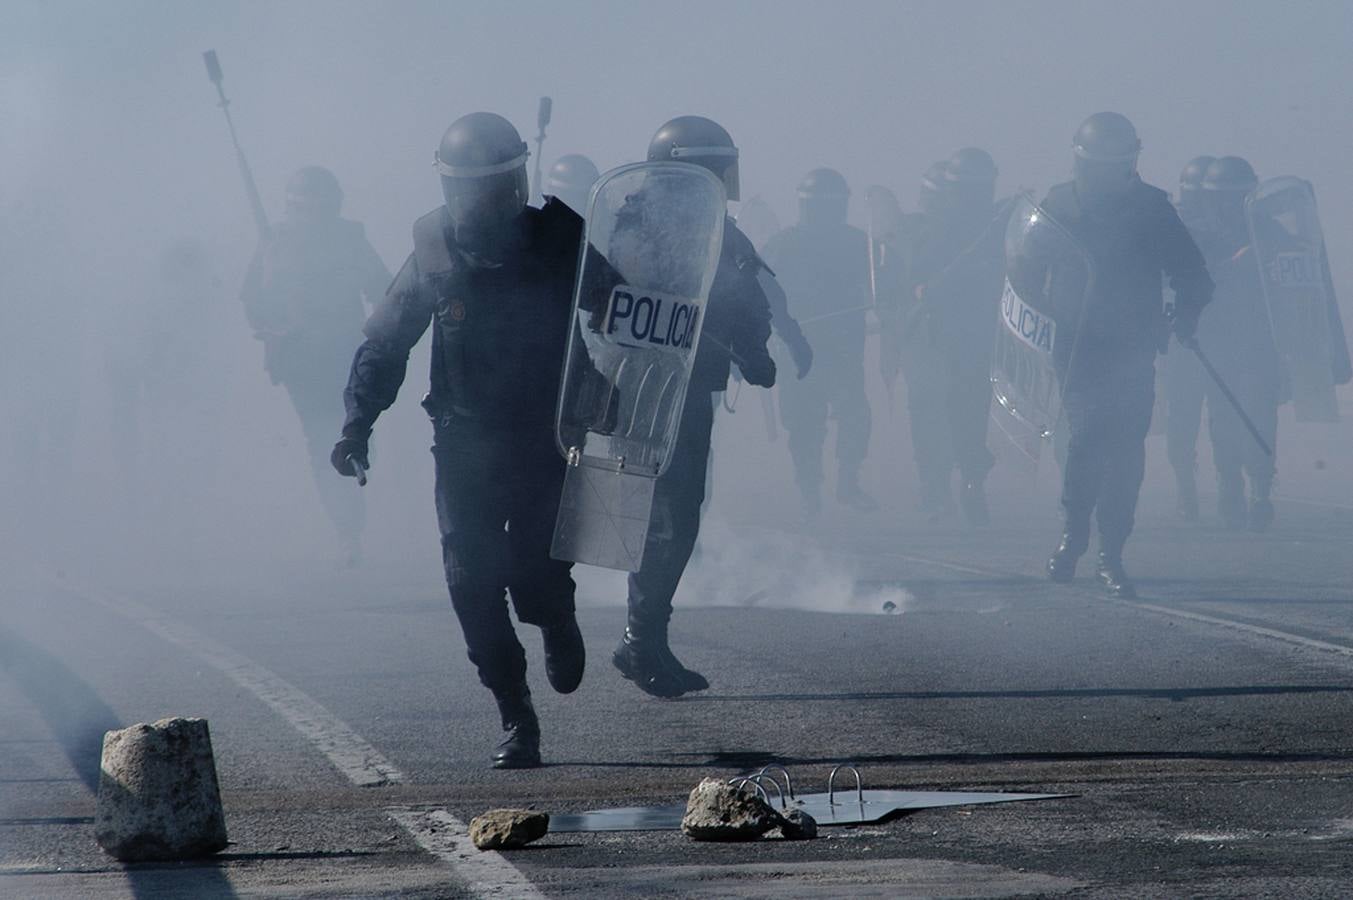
95 717 228 861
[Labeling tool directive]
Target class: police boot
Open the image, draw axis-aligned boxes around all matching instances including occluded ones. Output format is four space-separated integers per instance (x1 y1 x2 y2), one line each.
491 684 541 769
1174 468 1199 522
1047 530 1088 583
540 613 586 695
1095 552 1137 599
1249 479 1275 533
837 469 878 512
959 480 990 526
1217 473 1247 530
612 627 705 698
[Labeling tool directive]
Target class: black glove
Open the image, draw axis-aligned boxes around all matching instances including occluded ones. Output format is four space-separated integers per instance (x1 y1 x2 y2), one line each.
1172 304 1200 342
330 436 369 477
738 352 776 388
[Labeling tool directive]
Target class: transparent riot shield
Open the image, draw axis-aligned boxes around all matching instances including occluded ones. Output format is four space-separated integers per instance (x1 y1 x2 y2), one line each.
1247 177 1344 421
990 196 1093 464
552 162 726 571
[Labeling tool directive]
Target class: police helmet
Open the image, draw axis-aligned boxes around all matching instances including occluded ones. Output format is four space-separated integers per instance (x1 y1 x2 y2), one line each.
285 165 343 221
945 147 997 207
1072 112 1141 196
919 160 949 214
1179 155 1216 193
1202 156 1258 193
647 115 740 201
797 167 850 226
435 112 530 236
544 154 600 214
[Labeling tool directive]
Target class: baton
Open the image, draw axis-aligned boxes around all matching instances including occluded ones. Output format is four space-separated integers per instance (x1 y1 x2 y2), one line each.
1182 336 1273 457
347 455 368 487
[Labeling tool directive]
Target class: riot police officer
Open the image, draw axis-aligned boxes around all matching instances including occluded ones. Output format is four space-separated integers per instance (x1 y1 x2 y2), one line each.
1020 113 1213 597
613 116 778 697
763 168 874 516
1163 156 1217 521
332 113 588 768
1195 156 1280 530
544 154 600 215
240 166 390 564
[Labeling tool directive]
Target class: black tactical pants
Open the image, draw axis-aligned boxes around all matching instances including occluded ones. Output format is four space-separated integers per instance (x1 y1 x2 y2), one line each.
1207 361 1278 490
779 358 871 494
902 344 994 499
1164 341 1207 478
1060 366 1155 557
432 418 575 693
944 353 996 485
626 393 715 634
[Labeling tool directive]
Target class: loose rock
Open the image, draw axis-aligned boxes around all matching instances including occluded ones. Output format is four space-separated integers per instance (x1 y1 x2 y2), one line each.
681 778 782 841
95 717 228 861
470 809 549 850
779 808 819 840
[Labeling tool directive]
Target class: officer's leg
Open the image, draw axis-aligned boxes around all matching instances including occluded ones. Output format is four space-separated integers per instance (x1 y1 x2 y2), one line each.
1094 376 1154 598
1164 346 1206 520
618 396 714 697
285 376 365 562
1049 390 1103 582
779 371 828 517
948 357 995 525
505 437 583 694
901 350 954 512
833 360 876 510
432 425 537 768
1204 376 1247 530
1239 373 1280 532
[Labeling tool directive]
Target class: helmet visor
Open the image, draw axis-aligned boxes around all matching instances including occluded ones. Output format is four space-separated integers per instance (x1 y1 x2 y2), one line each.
441 167 528 234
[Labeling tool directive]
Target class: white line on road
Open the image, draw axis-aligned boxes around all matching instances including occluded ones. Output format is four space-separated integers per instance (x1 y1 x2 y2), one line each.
60 581 541 898
388 807 548 900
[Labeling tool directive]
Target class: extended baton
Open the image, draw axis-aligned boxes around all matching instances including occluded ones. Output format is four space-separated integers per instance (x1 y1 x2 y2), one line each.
347 455 368 487
1182 336 1273 457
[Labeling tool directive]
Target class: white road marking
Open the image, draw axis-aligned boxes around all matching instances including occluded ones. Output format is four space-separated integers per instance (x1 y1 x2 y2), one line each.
60 581 542 898
387 807 548 900
876 550 1353 662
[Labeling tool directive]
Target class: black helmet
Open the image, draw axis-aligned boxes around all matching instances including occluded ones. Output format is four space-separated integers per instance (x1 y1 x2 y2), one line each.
1072 112 1141 163
945 147 997 209
919 160 949 214
797 167 849 226
1179 155 1216 192
945 147 998 185
285 165 343 221
544 154 600 214
1202 156 1258 193
435 112 530 245
1072 112 1140 197
647 115 740 201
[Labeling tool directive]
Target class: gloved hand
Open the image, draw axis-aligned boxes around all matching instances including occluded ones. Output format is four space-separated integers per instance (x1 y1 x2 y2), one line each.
1172 304 1200 342
330 436 370 478
738 352 776 388
789 335 813 380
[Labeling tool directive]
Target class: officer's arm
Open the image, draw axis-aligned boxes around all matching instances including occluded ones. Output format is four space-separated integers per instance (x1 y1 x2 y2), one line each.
340 253 432 439
1158 200 1214 316
730 258 777 388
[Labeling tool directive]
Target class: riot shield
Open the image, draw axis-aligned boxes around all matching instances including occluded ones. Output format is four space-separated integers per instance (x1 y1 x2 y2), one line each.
1246 177 1346 421
990 196 1093 464
552 161 726 571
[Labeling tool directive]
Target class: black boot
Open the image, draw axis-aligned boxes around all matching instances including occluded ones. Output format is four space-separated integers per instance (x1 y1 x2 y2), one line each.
959 480 990 526
1249 479 1274 533
612 627 706 697
1096 552 1137 599
540 614 585 694
491 685 541 769
1218 473 1246 530
1047 531 1087 583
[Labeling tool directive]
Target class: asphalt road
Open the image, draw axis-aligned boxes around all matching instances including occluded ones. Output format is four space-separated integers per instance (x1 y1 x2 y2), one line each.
4 471 1353 898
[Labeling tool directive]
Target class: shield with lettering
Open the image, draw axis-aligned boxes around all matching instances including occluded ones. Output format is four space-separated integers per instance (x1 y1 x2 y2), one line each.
990 195 1094 465
1247 177 1350 421
552 161 726 571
